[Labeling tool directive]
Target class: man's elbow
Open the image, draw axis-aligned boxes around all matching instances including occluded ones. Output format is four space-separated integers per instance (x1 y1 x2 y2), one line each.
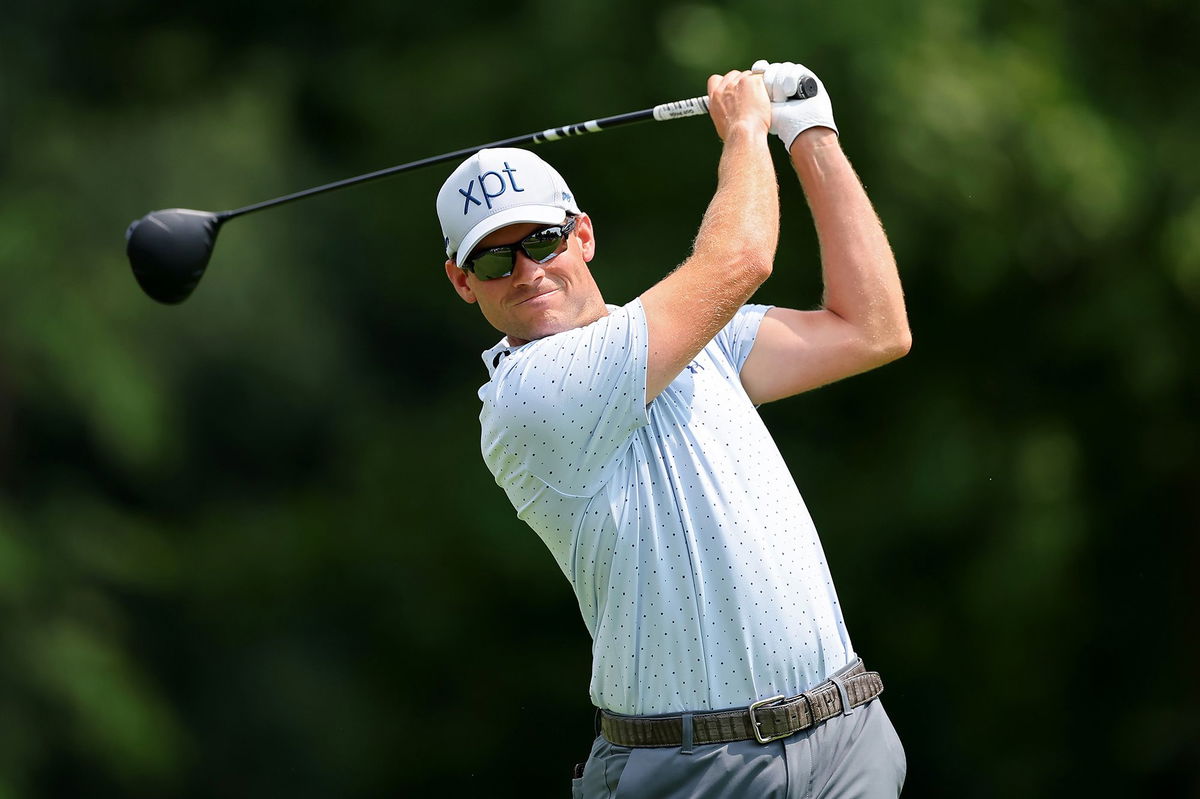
735 249 774 284
855 319 911 368
876 326 912 364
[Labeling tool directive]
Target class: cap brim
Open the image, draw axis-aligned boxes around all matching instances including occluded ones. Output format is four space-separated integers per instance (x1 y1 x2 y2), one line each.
453 205 571 265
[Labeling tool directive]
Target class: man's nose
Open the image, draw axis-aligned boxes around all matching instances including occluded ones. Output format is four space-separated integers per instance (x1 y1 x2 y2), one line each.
509 250 546 287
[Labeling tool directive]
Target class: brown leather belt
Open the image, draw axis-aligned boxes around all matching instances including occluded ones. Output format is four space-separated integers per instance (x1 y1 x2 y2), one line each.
599 659 884 748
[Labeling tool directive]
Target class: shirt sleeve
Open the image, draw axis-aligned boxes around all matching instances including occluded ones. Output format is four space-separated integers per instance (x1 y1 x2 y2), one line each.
713 303 773 373
479 299 650 497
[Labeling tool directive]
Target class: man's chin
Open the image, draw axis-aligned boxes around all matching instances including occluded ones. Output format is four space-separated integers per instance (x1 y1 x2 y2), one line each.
498 304 608 344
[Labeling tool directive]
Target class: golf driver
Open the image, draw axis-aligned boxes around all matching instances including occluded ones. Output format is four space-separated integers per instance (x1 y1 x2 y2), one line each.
126 79 818 304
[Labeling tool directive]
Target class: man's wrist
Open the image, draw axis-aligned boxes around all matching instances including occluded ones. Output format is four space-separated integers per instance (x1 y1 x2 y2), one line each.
721 120 770 145
788 126 839 157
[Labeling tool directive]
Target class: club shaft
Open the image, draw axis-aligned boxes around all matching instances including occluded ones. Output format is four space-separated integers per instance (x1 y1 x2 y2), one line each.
215 95 723 222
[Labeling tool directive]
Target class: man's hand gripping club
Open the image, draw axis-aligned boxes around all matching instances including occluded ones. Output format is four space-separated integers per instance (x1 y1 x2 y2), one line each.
751 60 838 149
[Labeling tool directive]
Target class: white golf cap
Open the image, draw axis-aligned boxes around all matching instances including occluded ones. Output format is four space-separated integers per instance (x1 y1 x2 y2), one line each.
437 147 581 262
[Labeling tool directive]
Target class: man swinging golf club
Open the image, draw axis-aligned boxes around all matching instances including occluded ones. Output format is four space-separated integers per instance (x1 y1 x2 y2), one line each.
438 60 911 798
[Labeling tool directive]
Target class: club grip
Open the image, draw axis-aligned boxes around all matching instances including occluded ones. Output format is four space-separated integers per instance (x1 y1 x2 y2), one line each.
649 78 819 122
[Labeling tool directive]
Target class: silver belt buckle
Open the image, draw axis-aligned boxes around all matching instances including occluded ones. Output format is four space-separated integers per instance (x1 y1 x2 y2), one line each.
748 694 788 744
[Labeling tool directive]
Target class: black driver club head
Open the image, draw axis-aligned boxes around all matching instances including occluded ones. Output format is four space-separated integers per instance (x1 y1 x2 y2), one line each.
126 209 223 304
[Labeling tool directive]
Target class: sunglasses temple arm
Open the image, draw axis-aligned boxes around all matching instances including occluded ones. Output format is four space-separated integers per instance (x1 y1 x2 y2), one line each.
215 82 818 223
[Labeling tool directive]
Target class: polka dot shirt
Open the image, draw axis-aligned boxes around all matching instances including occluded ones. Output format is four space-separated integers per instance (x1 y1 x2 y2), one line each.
477 299 855 715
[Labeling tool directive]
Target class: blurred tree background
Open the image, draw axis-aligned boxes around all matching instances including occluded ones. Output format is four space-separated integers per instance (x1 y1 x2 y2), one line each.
1 0 1197 796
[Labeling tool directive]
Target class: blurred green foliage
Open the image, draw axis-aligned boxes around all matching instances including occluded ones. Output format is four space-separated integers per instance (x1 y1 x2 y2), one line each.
1 0 1197 796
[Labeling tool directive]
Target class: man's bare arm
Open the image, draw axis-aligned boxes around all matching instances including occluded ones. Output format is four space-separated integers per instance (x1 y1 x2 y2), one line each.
740 120 911 404
640 70 779 403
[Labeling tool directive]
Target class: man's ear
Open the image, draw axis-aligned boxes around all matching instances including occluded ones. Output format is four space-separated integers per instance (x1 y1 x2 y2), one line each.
575 213 596 263
445 260 477 304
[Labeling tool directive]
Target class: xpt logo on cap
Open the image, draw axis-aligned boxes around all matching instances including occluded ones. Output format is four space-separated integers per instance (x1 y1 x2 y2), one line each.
459 162 525 214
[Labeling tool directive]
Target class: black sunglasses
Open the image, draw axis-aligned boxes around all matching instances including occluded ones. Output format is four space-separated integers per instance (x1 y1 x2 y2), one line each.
461 216 577 281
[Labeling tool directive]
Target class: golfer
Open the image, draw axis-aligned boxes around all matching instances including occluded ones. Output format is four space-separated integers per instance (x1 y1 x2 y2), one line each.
437 61 910 798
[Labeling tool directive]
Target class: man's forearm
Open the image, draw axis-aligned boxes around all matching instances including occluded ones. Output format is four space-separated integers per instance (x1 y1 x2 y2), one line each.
690 124 780 280
790 129 910 353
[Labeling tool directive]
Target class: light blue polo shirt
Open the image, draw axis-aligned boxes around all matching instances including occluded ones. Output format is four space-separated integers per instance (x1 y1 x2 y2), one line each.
478 298 855 715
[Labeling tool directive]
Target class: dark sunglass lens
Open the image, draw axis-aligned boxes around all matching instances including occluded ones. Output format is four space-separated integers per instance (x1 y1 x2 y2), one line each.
523 228 565 262
471 251 515 280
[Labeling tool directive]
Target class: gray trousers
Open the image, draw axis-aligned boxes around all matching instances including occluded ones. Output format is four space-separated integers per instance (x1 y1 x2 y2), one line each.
572 699 905 798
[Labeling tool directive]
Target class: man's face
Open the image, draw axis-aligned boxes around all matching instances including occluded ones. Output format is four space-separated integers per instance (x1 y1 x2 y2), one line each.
444 214 607 345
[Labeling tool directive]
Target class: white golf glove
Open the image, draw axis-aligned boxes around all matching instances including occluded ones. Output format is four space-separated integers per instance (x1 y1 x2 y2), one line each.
751 60 838 149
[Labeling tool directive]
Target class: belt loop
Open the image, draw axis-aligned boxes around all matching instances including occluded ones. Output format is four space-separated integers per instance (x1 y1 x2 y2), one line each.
680 713 695 755
829 674 854 716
